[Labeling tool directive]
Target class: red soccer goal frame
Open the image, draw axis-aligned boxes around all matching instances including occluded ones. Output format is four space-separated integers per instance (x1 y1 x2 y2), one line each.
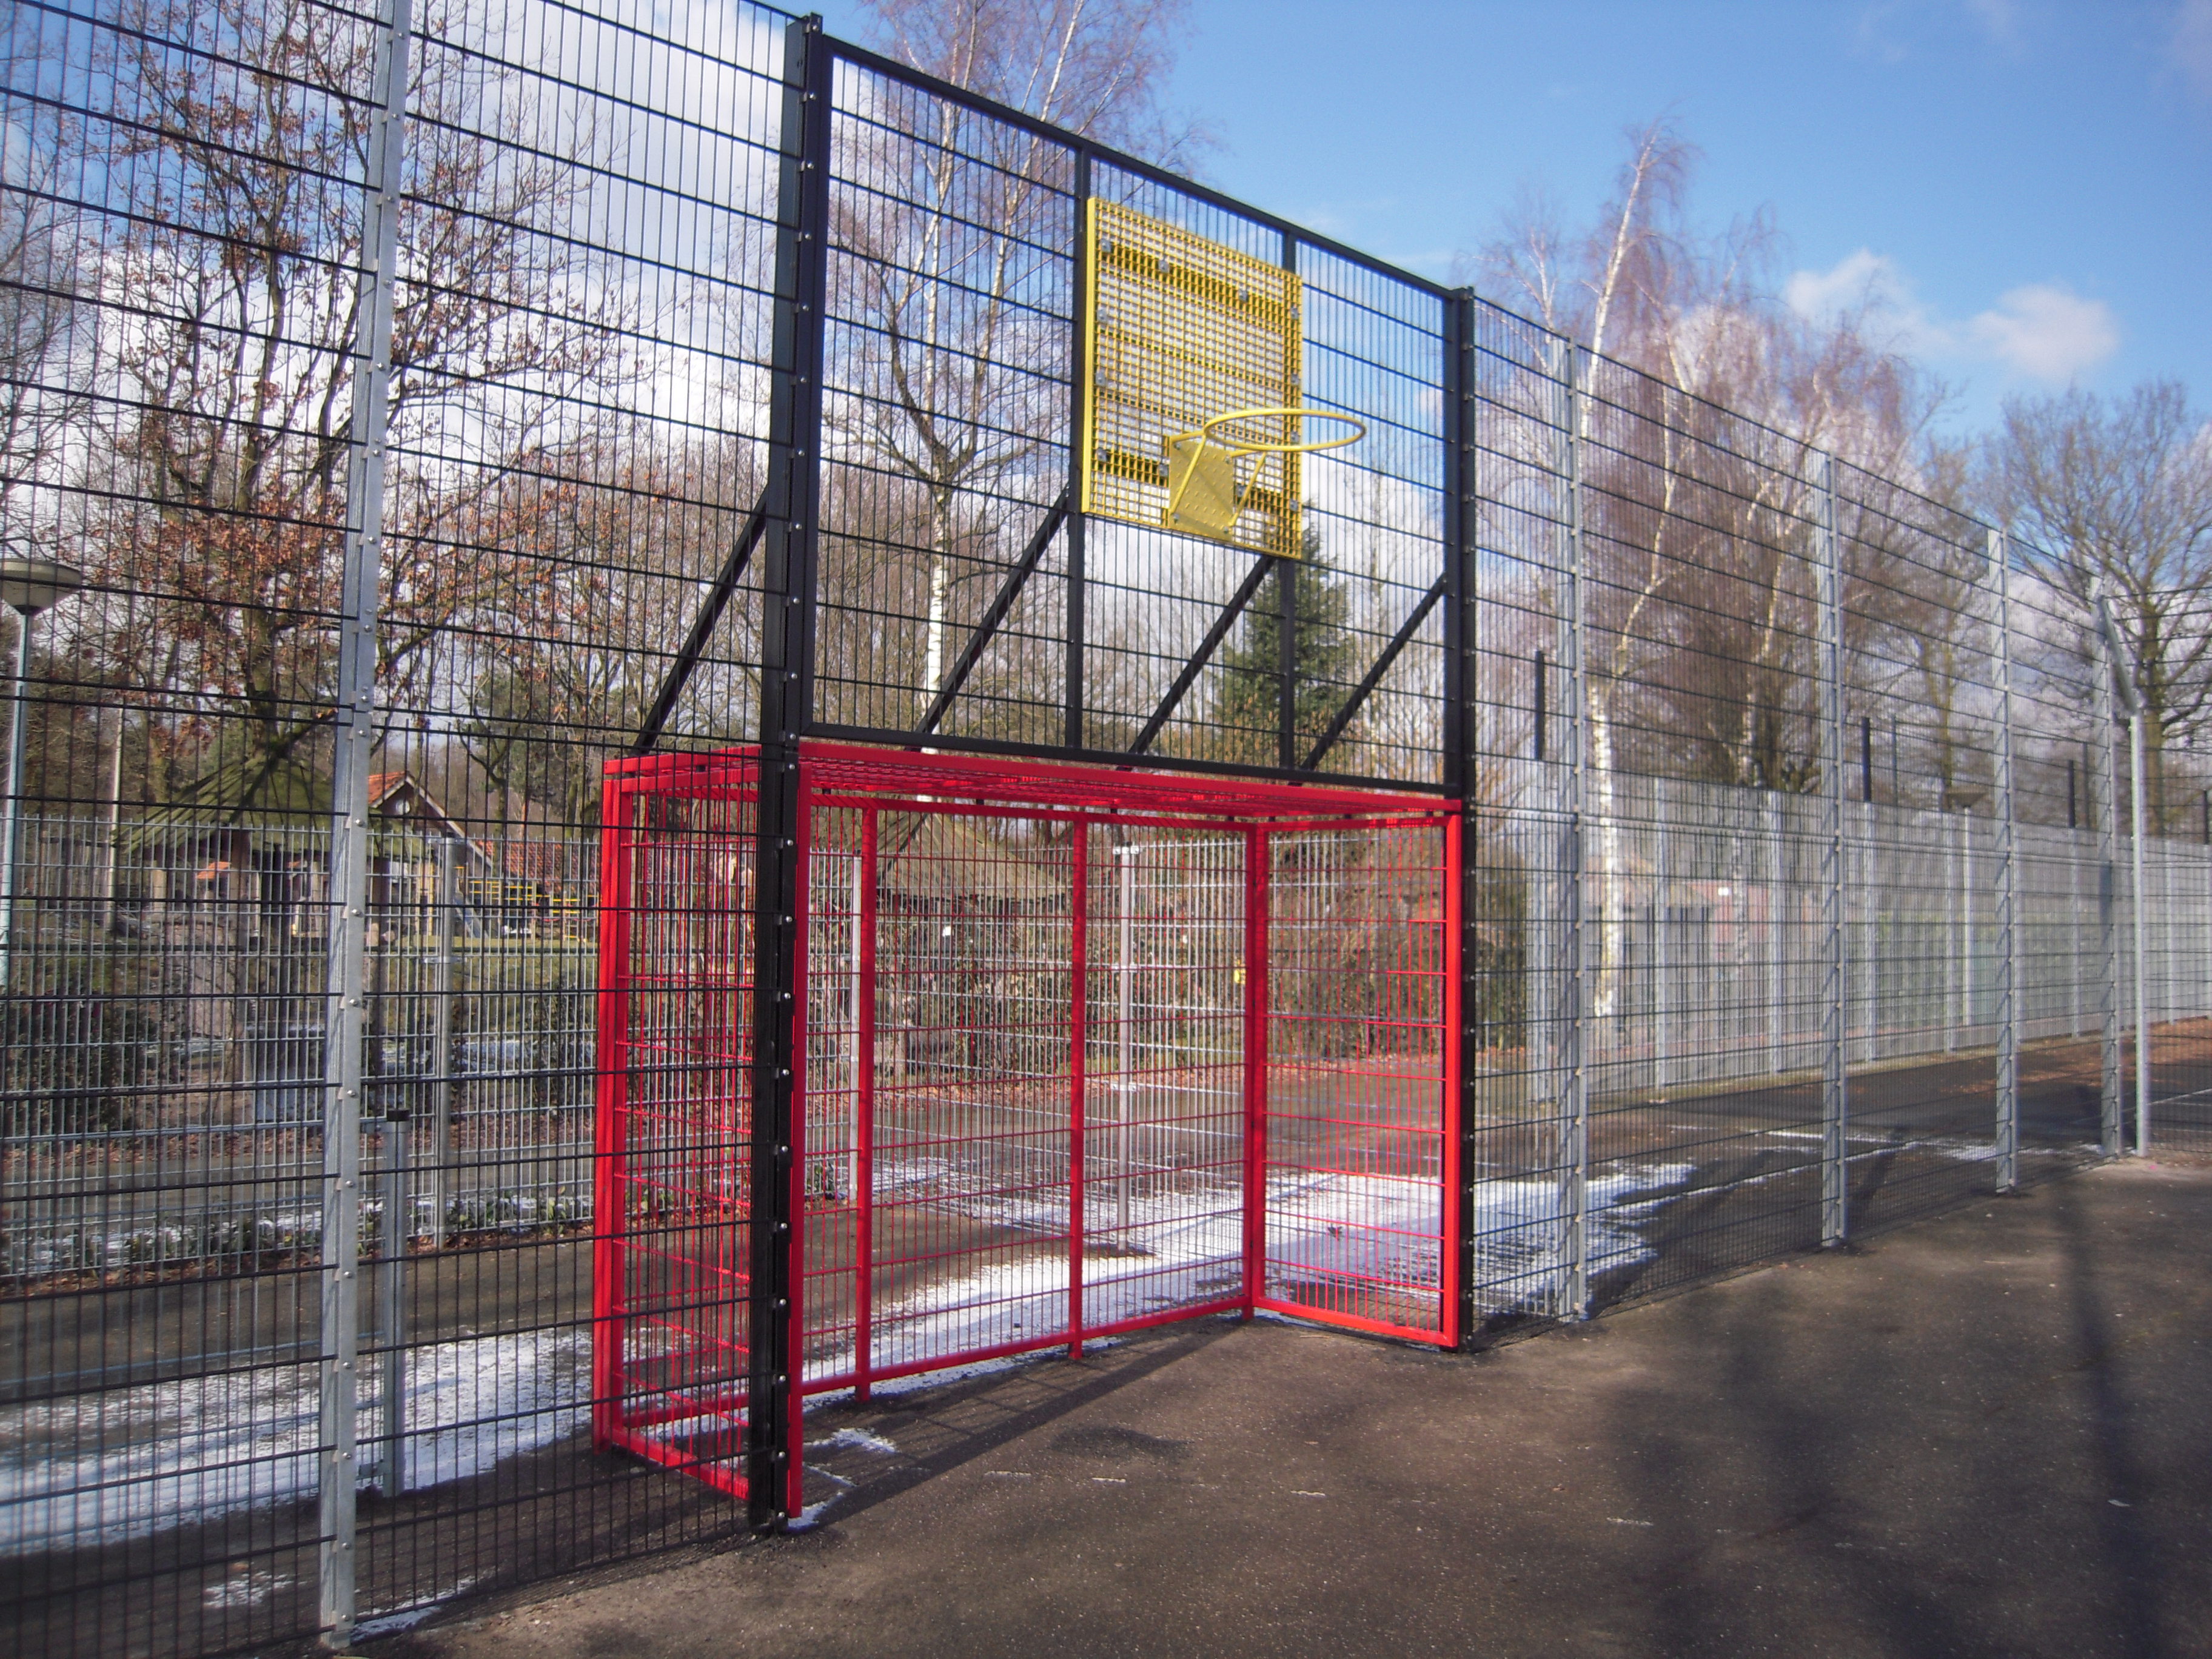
592 742 1461 1503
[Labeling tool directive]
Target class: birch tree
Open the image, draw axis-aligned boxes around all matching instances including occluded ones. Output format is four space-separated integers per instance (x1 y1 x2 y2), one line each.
1982 380 2212 828
831 0 1206 722
1467 118 1943 1024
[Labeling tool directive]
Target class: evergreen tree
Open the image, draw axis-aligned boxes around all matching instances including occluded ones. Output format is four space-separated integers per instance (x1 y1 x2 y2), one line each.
1210 521 1354 766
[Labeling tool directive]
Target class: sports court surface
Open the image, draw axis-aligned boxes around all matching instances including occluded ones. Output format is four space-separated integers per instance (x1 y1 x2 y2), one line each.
373 1157 2212 1659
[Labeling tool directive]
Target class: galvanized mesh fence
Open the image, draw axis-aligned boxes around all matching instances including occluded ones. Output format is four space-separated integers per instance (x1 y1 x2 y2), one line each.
4 1 2211 1652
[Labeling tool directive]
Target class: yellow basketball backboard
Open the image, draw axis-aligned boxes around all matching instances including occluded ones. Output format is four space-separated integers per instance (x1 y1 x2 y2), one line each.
1081 201 1304 558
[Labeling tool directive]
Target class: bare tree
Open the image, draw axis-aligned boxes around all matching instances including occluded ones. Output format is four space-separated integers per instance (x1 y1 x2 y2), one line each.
77 0 635 816
460 426 761 829
1467 119 1946 1021
855 0 1210 164
1982 380 2212 826
830 0 1207 721
0 45 84 569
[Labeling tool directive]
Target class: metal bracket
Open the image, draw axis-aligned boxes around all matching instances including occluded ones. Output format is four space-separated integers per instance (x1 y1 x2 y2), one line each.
633 492 771 753
1302 572 1447 771
1128 555 1277 756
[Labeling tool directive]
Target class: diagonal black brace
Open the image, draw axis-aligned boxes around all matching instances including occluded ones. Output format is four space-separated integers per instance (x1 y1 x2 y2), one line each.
1301 573 1448 771
631 491 770 754
1130 554 1278 756
914 488 1071 737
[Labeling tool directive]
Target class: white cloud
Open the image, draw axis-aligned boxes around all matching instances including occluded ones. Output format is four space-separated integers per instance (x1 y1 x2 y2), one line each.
1787 249 2119 383
1784 249 1949 357
1784 249 1895 319
2176 0 2212 100
1966 284 2121 380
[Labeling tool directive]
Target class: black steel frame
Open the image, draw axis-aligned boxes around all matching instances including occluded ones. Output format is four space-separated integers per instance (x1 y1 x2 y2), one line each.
712 13 1481 1522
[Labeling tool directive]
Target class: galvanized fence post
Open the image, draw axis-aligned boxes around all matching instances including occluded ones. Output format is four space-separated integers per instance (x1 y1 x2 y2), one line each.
1653 785 1671 1092
1991 528 2019 1192
377 1094 410 1498
0 601 42 995
2094 588 2153 1153
2091 589 2124 1152
1816 453 1848 1244
1766 794 1785 1061
1945 812 1961 1054
319 0 412 1642
2131 711 2151 1154
1553 340 1589 1319
1443 289 1479 1343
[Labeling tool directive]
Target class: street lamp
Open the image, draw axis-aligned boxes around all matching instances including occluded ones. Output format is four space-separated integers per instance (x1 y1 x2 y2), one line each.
0 556 86 993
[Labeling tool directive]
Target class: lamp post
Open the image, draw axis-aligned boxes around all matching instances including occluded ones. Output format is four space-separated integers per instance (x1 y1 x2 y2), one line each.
0 557 86 993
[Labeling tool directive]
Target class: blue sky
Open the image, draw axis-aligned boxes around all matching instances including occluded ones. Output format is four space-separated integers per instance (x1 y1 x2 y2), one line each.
1167 0 2212 437
817 1 2211 439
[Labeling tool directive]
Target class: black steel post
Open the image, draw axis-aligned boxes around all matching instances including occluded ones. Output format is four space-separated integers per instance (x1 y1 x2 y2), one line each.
1861 715 1874 804
1065 150 1090 752
1444 291 1480 1345
746 13 830 1532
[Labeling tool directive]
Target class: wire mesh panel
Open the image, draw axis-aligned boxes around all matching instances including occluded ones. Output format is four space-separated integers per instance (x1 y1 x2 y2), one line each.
1 0 798 1649
1262 823 1456 1341
14 0 2212 1646
596 743 1456 1490
594 777 757 1500
0 0 377 1642
846 804 1081 1376
806 42 1451 786
345 0 793 1629
1452 302 2122 1329
2141 836 2212 1153
1081 833 1249 1330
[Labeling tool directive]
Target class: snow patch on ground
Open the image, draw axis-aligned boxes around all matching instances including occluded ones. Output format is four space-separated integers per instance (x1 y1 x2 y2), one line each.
200 1567 294 1609
808 1168 1443 1383
5 1159 1701 1557
1466 1164 1697 1310
0 1330 586 1557
354 1577 488 1638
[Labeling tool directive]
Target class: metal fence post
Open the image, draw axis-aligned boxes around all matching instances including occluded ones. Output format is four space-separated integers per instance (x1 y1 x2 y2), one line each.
1064 150 1090 752
1944 814 1960 1053
2091 589 2123 1152
1444 289 1479 1342
0 599 40 994
1816 453 1848 1244
1766 794 1785 1061
1554 340 1589 1319
1858 804 1877 1065
1116 845 1137 1236
1654 784 1671 1092
1991 528 2019 1192
746 15 831 1531
2131 711 2151 1153
317 0 410 1643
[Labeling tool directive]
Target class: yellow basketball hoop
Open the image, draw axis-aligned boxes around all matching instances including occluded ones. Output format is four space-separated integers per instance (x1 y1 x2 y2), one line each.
1163 406 1365 547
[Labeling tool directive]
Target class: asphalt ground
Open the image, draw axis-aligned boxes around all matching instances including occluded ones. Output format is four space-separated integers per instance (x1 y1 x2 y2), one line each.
375 1155 2212 1659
